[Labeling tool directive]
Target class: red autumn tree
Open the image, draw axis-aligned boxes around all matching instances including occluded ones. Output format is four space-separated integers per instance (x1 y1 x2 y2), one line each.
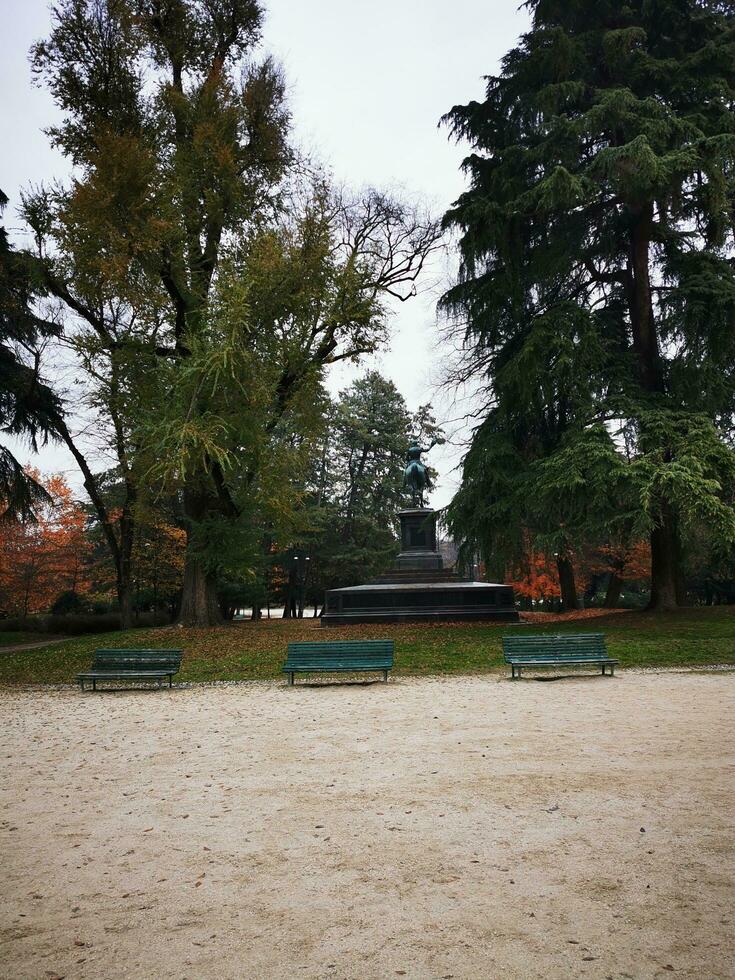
509 550 561 605
585 539 651 607
0 470 90 616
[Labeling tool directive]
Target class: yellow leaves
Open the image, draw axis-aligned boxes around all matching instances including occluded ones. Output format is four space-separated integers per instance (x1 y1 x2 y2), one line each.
57 128 167 305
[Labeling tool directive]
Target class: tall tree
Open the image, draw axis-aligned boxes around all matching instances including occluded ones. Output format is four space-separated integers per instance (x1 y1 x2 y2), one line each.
301 372 444 604
443 0 735 609
24 0 290 625
23 1 441 625
0 190 62 520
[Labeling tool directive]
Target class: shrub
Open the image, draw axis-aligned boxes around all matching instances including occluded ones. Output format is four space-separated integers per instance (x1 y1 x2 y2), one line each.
51 591 88 615
0 611 170 635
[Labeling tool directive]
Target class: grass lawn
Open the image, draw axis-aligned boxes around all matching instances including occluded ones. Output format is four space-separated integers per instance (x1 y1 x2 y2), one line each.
0 605 733 685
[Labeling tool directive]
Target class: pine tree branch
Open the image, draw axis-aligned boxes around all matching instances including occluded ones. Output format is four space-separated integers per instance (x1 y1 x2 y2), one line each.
582 257 626 286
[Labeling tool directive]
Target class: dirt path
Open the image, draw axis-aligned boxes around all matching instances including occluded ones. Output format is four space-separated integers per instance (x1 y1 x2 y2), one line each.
0 637 72 653
1 673 733 979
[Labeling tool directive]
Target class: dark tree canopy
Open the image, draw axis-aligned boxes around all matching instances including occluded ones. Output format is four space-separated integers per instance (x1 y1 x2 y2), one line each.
443 0 735 608
0 190 62 521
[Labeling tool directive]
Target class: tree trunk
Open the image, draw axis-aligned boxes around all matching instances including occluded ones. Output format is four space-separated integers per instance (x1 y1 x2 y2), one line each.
57 419 138 630
118 505 135 630
647 502 680 611
281 566 298 618
627 204 683 608
178 486 223 626
179 555 222 626
251 605 262 620
118 575 134 630
556 554 581 611
628 203 664 393
603 572 623 608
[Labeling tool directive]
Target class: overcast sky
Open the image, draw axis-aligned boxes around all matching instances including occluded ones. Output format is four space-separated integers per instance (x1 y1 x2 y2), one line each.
1 0 530 508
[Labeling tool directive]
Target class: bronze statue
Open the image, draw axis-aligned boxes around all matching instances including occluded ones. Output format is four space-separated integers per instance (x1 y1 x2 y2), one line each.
403 442 432 507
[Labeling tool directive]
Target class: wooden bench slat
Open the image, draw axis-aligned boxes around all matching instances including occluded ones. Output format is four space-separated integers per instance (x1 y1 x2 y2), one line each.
77 669 172 674
503 653 613 664
507 660 615 668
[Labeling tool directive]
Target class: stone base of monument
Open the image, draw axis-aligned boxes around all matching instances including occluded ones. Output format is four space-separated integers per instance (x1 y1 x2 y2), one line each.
321 579 519 625
321 508 519 626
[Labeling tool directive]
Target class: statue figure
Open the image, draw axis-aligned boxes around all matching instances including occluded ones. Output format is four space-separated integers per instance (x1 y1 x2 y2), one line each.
403 442 432 508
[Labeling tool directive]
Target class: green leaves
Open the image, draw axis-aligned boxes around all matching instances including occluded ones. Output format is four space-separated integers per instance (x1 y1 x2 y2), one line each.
518 165 590 214
296 372 445 596
147 414 234 484
601 26 648 68
633 411 735 541
443 1 735 597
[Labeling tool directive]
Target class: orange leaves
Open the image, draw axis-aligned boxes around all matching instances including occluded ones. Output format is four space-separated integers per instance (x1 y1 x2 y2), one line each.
0 470 91 616
588 540 651 581
509 551 561 601
132 519 186 602
508 537 652 606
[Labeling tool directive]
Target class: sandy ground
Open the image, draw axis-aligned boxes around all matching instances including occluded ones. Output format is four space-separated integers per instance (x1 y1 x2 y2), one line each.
1 673 733 980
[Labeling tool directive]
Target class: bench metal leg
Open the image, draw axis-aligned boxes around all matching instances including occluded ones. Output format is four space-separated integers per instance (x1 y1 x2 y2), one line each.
92 679 96 691
610 665 615 676
288 672 294 686
383 670 388 682
169 675 173 688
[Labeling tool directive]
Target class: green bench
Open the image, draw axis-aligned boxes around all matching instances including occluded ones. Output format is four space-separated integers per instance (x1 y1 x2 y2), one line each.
283 640 394 685
77 649 182 691
503 633 618 680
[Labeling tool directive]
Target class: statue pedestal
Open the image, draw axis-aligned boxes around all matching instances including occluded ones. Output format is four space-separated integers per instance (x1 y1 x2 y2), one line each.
396 509 443 571
321 506 519 626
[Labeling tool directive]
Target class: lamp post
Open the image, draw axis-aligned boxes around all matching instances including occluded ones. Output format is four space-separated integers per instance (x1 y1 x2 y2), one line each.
144 540 159 625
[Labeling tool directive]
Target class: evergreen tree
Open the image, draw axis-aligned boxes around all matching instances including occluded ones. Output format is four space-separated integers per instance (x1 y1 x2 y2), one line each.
0 190 62 520
443 0 735 609
296 372 444 608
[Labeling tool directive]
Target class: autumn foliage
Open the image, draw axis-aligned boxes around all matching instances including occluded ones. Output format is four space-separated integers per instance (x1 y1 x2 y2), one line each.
508 540 652 605
0 471 90 616
586 540 651 583
509 550 561 602
132 518 187 607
